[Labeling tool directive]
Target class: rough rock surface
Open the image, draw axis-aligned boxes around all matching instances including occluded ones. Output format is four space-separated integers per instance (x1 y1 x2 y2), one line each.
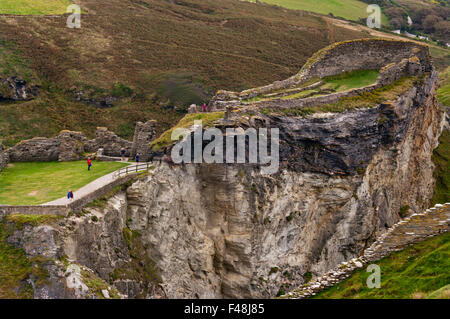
58 131 88 162
0 77 38 101
7 127 135 162
0 39 445 299
0 144 8 172
3 219 121 299
7 137 60 162
80 127 132 157
283 203 450 299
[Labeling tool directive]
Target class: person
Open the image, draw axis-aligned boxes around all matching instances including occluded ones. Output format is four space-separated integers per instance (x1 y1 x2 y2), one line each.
120 147 126 161
135 153 140 163
87 157 92 171
67 190 74 200
202 103 207 112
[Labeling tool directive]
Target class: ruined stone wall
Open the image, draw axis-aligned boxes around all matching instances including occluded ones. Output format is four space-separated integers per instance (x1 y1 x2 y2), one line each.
7 137 60 162
131 120 157 162
0 144 9 172
20 60 441 299
6 127 136 162
296 39 431 84
58 131 88 162
84 127 133 157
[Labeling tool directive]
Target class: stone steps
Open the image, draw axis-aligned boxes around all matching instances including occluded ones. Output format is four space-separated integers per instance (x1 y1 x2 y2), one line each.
282 202 450 299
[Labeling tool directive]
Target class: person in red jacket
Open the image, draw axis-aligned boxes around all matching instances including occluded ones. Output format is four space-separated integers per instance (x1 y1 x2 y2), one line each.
87 157 92 171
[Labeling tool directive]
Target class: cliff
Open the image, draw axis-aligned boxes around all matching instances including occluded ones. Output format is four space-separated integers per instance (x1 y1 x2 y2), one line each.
0 39 445 299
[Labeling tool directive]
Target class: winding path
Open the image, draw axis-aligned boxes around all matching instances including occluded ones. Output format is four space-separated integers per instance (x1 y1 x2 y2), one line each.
43 162 142 206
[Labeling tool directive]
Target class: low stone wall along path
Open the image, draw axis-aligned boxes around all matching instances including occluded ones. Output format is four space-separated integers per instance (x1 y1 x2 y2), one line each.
282 203 450 299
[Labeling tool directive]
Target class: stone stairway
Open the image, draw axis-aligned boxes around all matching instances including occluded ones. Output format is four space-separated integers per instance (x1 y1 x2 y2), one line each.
282 203 450 299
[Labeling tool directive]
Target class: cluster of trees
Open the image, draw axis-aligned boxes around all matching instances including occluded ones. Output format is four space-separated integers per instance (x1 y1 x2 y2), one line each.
361 0 450 44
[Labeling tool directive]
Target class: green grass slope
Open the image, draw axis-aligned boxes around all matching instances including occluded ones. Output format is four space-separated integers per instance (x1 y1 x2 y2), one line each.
314 232 450 299
248 0 389 25
0 0 71 15
0 161 128 205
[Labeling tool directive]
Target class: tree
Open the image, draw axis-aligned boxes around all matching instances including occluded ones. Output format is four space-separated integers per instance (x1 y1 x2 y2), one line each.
410 8 434 24
423 15 443 33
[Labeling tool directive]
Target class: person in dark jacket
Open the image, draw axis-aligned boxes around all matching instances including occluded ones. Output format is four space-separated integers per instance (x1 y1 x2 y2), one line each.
67 190 74 200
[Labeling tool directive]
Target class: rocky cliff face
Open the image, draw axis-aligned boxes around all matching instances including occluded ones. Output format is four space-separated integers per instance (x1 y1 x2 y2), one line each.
0 77 38 101
6 67 442 297
1 40 444 299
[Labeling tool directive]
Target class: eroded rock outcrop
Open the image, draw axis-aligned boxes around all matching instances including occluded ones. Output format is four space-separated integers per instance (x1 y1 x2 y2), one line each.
0 77 38 101
0 39 445 299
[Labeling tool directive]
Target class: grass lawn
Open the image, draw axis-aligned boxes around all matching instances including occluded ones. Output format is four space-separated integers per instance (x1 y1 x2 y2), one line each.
0 161 128 205
313 232 450 299
0 0 71 15
322 69 380 91
249 0 389 25
281 69 380 100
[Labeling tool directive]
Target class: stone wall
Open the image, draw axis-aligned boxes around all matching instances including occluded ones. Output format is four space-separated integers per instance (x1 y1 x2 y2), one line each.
0 144 9 172
6 127 137 163
8 137 60 162
294 38 431 86
209 38 432 106
131 120 157 162
251 55 423 111
0 205 70 216
283 203 449 299
84 127 133 157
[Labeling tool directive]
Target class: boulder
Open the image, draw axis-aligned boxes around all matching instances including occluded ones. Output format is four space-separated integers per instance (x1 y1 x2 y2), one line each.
0 143 9 172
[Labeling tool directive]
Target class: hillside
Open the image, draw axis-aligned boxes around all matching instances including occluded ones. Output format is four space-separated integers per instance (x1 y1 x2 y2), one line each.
0 0 448 148
314 232 450 299
0 0 377 147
